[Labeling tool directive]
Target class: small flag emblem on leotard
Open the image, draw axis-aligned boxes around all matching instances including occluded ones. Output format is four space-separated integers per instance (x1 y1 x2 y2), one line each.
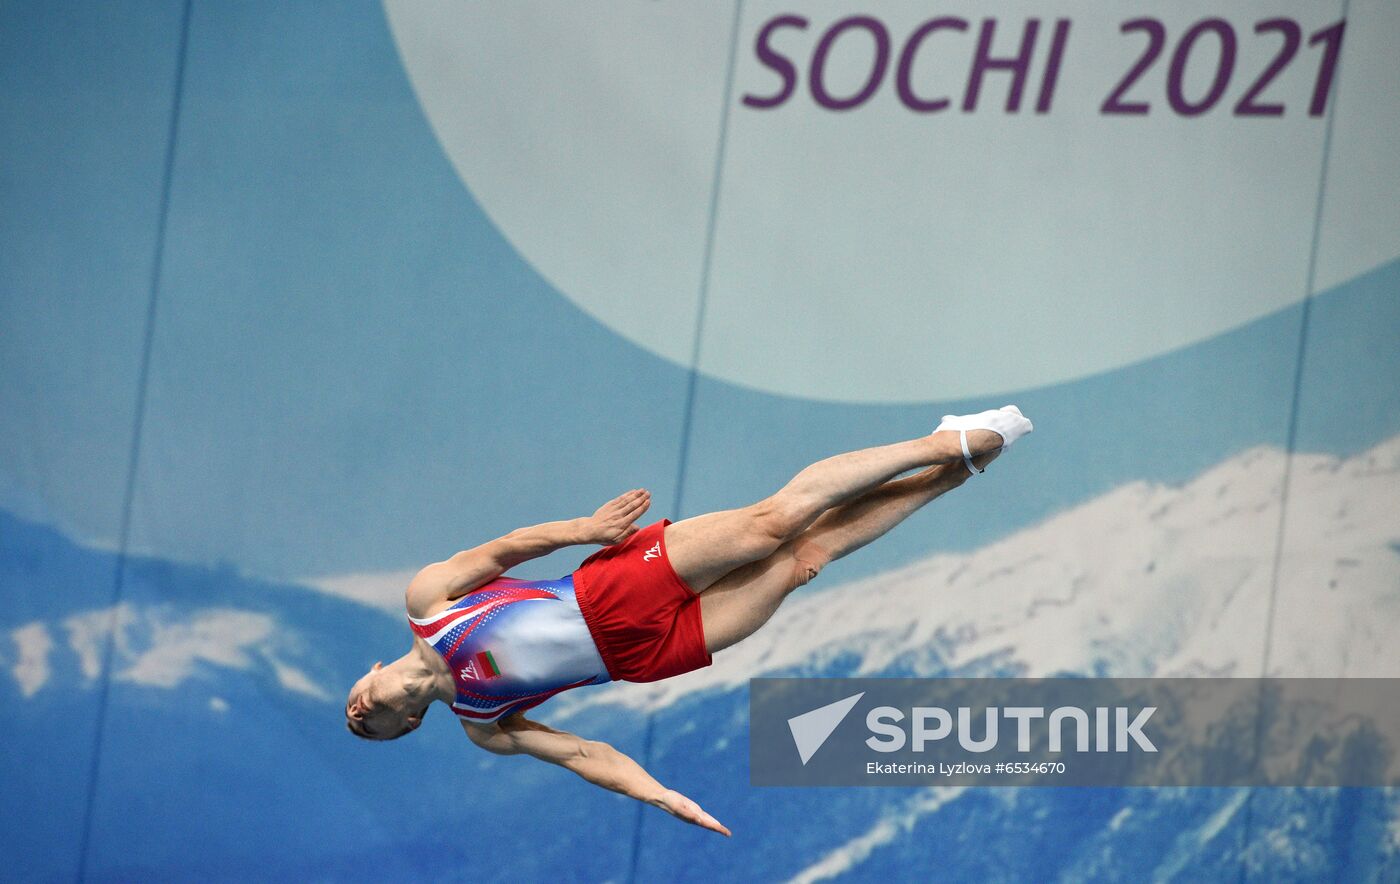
459 651 501 681
475 650 501 679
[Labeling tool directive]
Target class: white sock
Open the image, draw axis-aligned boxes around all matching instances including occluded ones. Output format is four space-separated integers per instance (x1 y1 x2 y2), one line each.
934 405 1034 448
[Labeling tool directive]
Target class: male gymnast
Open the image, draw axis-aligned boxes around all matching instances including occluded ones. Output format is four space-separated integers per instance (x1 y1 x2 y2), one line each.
346 407 1033 835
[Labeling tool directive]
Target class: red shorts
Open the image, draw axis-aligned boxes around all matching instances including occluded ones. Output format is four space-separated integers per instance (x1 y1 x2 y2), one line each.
572 519 712 683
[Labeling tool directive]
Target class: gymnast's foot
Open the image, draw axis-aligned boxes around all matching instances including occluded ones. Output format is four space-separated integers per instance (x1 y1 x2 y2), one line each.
933 405 1033 475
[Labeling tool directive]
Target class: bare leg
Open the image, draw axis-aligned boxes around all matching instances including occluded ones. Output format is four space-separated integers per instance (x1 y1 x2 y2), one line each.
699 450 999 654
665 429 1004 593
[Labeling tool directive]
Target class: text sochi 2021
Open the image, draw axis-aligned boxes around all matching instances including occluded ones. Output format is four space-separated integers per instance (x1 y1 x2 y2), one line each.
741 14 1344 119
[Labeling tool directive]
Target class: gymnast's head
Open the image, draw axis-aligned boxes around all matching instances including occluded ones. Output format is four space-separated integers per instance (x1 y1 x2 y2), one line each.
345 660 429 741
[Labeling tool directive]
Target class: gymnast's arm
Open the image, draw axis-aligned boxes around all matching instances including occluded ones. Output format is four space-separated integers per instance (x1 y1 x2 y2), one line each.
462 715 730 836
406 489 652 610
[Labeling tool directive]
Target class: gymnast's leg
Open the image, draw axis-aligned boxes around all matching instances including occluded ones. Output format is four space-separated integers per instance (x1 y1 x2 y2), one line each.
698 448 1000 654
664 408 1030 594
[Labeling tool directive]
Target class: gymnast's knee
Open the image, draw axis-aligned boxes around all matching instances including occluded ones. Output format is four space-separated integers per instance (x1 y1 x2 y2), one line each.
750 495 808 545
790 539 832 590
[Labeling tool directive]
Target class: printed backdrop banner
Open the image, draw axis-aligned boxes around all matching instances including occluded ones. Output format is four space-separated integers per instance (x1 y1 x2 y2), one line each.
2 1 1398 881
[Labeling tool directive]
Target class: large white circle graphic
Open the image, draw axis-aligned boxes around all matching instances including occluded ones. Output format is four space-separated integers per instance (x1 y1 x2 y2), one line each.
385 1 1400 403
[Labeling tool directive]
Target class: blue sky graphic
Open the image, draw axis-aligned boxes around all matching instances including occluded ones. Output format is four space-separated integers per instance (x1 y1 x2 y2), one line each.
3 0 1397 585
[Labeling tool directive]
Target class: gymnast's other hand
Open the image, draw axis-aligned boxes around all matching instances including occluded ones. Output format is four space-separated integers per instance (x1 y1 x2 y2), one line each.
582 489 651 545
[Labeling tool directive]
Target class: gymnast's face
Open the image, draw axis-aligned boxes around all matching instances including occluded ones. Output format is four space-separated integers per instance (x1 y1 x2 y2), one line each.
345 662 424 740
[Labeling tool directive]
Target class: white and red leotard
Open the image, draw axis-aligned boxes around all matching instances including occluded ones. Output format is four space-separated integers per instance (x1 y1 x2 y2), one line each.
408 576 610 724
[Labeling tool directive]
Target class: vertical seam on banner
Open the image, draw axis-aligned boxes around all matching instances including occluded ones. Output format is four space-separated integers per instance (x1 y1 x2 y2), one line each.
627 2 745 882
1239 3 1350 880
75 1 193 879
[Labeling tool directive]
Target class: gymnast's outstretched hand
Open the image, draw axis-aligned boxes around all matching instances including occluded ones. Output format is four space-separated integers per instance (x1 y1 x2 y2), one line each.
464 714 731 837
652 788 732 837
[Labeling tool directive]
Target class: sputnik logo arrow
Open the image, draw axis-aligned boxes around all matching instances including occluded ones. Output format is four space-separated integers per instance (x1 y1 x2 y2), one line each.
787 692 865 765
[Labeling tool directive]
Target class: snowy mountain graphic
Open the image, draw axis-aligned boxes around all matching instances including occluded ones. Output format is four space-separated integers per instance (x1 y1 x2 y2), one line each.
4 434 1398 880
